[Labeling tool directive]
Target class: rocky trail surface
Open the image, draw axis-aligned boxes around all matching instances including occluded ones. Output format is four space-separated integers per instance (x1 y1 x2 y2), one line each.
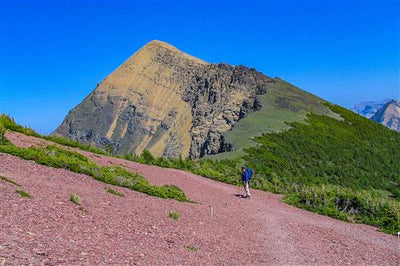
1 131 399 265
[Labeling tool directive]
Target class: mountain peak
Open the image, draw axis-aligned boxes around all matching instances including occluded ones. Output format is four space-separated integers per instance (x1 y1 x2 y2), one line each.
388 99 400 106
53 40 334 159
132 40 207 65
371 99 400 132
145 39 180 50
101 39 206 93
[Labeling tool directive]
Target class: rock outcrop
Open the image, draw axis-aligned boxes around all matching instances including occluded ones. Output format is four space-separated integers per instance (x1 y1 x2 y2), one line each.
371 99 400 132
54 40 273 158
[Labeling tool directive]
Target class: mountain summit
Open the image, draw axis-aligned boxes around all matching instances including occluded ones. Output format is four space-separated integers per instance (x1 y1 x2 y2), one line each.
351 99 391 118
54 40 337 158
371 99 400 132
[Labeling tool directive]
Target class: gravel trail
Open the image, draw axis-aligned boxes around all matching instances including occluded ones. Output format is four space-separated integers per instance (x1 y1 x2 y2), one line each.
1 131 399 265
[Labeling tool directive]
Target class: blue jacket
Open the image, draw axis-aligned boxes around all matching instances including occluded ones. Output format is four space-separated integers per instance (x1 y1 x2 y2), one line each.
241 167 251 182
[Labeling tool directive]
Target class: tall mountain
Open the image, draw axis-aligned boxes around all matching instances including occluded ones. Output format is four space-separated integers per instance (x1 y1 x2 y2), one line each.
371 99 400 132
54 40 338 158
351 99 391 118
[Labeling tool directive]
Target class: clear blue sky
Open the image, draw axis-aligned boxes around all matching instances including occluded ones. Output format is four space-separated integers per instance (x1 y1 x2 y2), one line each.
1 0 399 134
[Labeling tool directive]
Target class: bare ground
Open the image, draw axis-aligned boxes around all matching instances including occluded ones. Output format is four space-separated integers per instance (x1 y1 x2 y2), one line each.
1 131 399 265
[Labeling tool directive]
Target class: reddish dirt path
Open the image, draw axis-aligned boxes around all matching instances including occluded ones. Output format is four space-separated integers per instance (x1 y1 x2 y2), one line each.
1 131 399 265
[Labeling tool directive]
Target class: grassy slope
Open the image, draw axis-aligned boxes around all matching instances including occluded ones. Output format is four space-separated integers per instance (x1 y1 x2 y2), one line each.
241 104 400 233
213 78 341 159
0 114 107 154
245 104 400 195
0 115 187 202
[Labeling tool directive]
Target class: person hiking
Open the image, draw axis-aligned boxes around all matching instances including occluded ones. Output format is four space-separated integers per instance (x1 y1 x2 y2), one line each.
241 166 252 198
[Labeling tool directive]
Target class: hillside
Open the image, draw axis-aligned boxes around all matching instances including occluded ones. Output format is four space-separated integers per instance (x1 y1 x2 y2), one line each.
53 40 337 159
123 104 400 233
2 111 400 231
371 99 400 132
213 78 340 159
1 129 399 264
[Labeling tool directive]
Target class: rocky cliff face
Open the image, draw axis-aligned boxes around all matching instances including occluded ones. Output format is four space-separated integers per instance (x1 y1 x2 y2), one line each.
54 40 274 158
371 100 400 132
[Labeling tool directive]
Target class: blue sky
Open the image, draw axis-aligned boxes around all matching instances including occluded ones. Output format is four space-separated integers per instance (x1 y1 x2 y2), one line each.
1 0 399 134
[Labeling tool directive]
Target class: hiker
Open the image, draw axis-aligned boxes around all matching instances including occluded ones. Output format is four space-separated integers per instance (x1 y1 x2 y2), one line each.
241 166 252 198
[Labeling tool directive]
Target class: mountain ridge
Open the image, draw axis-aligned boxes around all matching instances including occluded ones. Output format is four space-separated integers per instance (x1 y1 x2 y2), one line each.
350 99 390 118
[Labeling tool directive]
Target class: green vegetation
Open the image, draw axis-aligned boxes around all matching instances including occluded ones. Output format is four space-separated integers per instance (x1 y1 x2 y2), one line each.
0 118 10 145
0 114 107 155
243 104 400 196
283 185 400 233
0 143 187 202
70 193 81 205
78 206 89 213
239 104 400 233
16 189 31 198
213 79 340 159
0 114 39 138
123 150 241 185
185 245 198 252
105 188 125 197
45 135 106 155
169 210 180 221
0 116 188 202
0 175 21 187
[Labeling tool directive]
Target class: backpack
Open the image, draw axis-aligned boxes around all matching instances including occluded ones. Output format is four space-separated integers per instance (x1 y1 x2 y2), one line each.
247 168 253 180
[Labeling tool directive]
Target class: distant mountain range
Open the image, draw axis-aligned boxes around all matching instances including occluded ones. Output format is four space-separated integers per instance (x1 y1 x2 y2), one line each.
351 99 400 132
350 99 391 118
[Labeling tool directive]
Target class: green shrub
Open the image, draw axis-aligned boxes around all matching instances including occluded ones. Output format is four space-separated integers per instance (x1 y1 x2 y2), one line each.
70 194 81 205
78 206 89 213
16 189 31 198
0 115 40 137
105 188 125 197
0 114 106 155
0 175 21 187
0 122 10 145
0 134 188 202
44 135 106 155
185 245 198 252
169 210 179 221
138 149 156 164
283 184 400 234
